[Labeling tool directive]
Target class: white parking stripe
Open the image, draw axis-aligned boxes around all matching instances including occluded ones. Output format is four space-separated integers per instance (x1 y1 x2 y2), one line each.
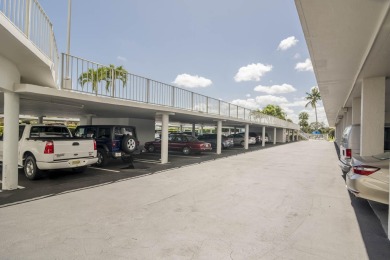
133 159 166 164
0 181 25 189
168 155 201 159
89 167 120 173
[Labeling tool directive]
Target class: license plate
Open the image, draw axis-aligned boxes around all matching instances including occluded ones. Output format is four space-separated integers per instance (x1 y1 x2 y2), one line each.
115 152 121 157
71 160 80 165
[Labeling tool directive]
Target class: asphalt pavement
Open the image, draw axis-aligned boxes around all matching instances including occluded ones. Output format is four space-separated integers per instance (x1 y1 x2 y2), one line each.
0 140 389 259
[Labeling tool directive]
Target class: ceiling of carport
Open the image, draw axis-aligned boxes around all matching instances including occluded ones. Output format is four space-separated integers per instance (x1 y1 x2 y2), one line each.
295 0 390 126
0 84 276 129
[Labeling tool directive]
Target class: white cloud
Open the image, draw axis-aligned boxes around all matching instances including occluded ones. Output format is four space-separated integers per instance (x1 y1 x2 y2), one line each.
246 94 251 98
283 100 307 107
277 36 299 51
173 74 212 88
234 63 273 82
117 56 127 63
231 98 259 110
255 95 288 106
254 83 296 94
293 53 301 59
295 58 313 72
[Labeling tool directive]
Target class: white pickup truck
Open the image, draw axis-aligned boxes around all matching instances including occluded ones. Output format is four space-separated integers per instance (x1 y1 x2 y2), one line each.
0 125 98 180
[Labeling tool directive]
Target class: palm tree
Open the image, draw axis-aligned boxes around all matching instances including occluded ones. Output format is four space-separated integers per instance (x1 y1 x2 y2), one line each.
78 64 128 92
305 87 321 130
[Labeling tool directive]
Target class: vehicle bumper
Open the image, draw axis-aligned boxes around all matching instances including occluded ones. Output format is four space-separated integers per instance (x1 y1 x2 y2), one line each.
338 159 351 173
346 171 389 205
37 157 98 170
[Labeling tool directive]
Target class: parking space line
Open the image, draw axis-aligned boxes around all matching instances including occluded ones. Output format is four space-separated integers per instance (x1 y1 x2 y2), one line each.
89 167 120 173
169 154 201 159
0 181 25 189
133 159 165 164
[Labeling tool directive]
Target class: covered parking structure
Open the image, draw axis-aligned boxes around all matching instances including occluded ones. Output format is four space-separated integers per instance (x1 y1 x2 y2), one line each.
0 0 300 191
295 0 390 238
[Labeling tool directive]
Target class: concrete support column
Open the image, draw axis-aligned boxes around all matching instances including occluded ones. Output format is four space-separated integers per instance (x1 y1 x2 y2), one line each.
216 121 222 154
273 128 276 145
244 124 249 149
361 77 385 156
262 126 266 147
180 125 183 133
192 123 196 137
38 116 44 124
352 97 361 125
200 124 204 135
2 92 20 190
161 113 170 164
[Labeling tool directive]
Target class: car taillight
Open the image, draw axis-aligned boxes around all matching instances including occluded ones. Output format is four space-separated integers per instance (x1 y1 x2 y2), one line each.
353 165 380 176
112 142 116 148
44 141 54 154
346 149 351 159
93 140 97 150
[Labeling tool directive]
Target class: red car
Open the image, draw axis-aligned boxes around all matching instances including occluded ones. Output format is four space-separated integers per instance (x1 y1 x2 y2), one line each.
144 134 212 155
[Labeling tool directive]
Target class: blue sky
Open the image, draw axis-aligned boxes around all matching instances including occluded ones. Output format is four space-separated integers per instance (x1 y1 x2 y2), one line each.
39 0 326 125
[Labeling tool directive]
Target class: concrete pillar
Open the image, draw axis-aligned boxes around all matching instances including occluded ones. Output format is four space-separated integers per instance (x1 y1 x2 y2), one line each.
262 126 265 147
38 116 44 124
360 77 385 156
234 127 237 134
352 97 361 125
216 121 222 154
192 123 196 137
161 113 170 164
200 124 204 135
2 92 20 190
180 125 183 133
276 128 286 143
273 128 276 145
345 108 352 126
244 124 249 149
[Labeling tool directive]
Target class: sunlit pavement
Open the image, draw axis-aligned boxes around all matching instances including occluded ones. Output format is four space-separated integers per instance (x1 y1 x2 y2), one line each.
0 140 389 259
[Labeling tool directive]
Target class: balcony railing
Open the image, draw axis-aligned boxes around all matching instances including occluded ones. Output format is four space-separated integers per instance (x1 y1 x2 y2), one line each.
61 53 300 130
0 0 59 84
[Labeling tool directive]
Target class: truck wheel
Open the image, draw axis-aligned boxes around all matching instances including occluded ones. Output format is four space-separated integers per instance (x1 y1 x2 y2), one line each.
96 149 108 167
122 135 137 153
72 166 87 173
148 144 155 153
183 146 191 155
24 155 41 180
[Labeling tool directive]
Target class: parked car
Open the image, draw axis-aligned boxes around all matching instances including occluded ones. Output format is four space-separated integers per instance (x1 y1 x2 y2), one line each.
259 132 270 143
339 124 390 173
227 134 256 146
0 125 97 180
74 125 140 167
144 134 212 155
238 132 261 144
197 134 234 149
346 152 389 205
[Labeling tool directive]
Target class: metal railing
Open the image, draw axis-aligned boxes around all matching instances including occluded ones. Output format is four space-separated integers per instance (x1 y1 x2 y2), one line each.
0 0 59 85
61 53 300 130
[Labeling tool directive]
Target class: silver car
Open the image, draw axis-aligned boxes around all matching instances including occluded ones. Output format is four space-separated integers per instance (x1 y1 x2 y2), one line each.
227 134 256 146
338 125 360 173
346 152 389 205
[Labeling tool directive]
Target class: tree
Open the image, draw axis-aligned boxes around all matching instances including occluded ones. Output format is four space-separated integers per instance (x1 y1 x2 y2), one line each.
305 87 321 130
299 112 309 132
257 104 287 120
78 64 128 92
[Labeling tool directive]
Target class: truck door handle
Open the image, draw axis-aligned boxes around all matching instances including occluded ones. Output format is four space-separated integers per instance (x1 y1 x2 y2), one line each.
73 142 79 146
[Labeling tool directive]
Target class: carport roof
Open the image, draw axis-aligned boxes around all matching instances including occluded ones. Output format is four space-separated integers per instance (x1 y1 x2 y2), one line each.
1 84 288 128
295 0 390 126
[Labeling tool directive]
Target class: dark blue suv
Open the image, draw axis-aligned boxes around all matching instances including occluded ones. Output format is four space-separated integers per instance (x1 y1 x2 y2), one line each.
74 125 139 166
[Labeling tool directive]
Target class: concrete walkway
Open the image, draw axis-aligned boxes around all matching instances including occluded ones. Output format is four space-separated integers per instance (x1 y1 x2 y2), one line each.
0 141 384 259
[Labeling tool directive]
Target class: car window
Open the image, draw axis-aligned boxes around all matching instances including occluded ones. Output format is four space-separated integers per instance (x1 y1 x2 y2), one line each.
341 126 351 143
97 127 110 139
30 126 70 138
74 127 85 137
115 126 135 137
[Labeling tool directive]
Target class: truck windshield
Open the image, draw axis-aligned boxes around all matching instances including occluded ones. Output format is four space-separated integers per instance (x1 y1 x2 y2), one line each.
30 126 71 138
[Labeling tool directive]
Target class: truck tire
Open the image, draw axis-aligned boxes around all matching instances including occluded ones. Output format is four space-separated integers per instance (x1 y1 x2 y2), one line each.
24 155 41 180
96 149 108 167
122 135 137 153
147 144 156 153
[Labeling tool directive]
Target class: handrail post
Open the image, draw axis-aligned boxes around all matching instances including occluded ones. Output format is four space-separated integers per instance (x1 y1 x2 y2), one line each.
146 79 150 103
61 53 64 89
191 92 194 111
218 100 221 115
172 86 175 107
24 0 31 38
111 68 115 97
228 103 231 117
206 97 209 114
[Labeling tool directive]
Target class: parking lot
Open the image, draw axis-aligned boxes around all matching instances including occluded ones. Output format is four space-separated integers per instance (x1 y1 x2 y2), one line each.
0 142 283 207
